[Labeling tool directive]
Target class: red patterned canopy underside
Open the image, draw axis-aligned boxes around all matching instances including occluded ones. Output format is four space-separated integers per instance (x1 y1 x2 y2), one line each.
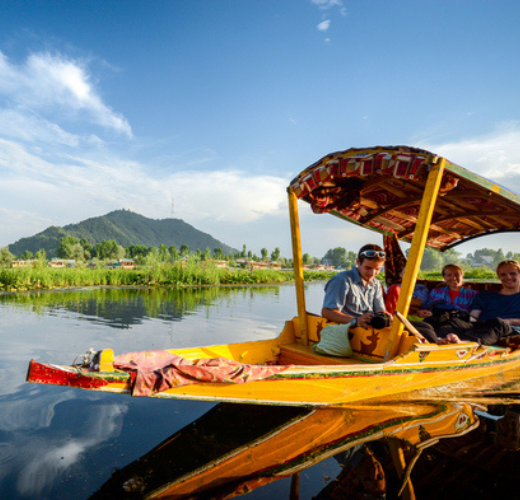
289 146 520 251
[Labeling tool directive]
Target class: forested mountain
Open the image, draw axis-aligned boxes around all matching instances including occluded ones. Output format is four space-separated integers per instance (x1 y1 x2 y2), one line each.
8 210 235 258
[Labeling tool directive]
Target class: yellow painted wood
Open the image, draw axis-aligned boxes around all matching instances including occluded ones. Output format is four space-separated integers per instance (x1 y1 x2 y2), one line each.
385 158 446 360
98 348 114 371
83 342 520 406
31 318 520 406
145 401 478 499
288 188 308 345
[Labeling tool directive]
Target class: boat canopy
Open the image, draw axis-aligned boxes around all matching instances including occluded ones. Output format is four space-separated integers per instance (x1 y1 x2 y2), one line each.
288 145 520 251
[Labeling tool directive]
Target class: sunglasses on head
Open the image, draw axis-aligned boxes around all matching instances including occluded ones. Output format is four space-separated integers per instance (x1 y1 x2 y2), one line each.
359 250 386 259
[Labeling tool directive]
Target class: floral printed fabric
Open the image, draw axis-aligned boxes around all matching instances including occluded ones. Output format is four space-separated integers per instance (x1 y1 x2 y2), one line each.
426 285 477 310
114 350 293 397
384 234 407 287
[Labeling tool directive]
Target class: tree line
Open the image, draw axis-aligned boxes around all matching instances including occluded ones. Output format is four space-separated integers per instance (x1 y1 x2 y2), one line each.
320 246 520 272
1 236 517 273
0 238 289 267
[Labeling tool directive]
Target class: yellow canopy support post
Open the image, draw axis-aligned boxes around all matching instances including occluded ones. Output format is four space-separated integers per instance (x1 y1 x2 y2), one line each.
384 157 446 360
288 188 308 346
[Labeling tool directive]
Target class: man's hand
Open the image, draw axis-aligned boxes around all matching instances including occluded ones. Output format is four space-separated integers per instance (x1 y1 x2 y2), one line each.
357 311 393 328
355 312 373 329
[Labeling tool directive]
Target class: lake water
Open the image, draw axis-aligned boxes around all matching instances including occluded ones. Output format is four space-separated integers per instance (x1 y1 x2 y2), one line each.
1 283 519 499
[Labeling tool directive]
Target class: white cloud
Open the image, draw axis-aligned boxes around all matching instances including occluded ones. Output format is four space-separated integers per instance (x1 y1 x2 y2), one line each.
311 0 347 15
167 170 288 223
0 137 288 246
0 109 81 146
311 0 342 10
15 404 127 496
317 19 331 31
0 50 131 138
417 122 520 194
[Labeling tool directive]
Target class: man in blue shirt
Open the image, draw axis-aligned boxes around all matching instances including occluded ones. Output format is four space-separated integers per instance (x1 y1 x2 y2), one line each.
322 244 388 329
437 260 520 345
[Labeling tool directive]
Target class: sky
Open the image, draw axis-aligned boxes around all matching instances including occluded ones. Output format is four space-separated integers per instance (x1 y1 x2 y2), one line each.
1 0 520 259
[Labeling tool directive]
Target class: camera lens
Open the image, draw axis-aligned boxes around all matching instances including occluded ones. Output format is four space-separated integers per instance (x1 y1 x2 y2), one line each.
370 314 389 329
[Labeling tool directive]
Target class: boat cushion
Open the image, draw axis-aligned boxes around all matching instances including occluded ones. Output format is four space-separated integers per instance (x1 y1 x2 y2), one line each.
312 324 353 357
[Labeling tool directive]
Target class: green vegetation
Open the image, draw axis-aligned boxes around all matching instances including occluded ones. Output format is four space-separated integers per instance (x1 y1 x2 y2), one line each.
322 247 357 268
0 261 335 292
2 223 515 292
421 267 497 282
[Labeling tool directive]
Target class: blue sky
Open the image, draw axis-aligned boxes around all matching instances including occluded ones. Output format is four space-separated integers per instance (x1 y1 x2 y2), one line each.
1 0 520 259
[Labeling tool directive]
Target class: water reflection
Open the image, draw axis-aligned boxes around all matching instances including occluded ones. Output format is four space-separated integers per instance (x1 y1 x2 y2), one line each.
0 286 287 330
88 401 520 500
15 403 127 498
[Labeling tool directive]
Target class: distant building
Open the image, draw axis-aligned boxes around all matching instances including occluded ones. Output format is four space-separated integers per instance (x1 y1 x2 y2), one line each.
11 260 38 268
242 260 282 269
119 259 136 270
48 260 64 268
303 263 335 271
48 259 76 268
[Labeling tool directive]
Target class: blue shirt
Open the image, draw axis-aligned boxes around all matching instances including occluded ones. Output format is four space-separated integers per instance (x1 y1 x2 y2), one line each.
473 290 520 321
323 268 385 317
412 283 430 306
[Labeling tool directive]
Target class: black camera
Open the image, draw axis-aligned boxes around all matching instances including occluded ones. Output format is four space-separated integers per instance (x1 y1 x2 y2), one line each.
449 309 469 321
431 302 469 324
370 312 391 329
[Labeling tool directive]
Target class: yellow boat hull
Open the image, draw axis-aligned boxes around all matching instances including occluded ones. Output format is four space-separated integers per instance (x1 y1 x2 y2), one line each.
27 317 520 407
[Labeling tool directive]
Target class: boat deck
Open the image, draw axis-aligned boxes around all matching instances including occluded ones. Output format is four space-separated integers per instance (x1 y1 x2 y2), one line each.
279 343 365 366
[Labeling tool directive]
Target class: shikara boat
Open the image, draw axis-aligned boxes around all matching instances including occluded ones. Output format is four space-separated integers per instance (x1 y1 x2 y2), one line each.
27 145 520 406
88 400 479 499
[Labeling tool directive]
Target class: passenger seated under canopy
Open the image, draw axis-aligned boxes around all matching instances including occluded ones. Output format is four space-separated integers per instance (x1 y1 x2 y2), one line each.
435 261 520 346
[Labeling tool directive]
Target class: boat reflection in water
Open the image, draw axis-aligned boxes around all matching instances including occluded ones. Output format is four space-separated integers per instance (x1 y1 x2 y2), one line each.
88 396 520 500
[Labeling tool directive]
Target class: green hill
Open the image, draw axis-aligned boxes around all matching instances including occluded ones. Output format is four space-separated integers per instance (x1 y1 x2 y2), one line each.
8 210 235 258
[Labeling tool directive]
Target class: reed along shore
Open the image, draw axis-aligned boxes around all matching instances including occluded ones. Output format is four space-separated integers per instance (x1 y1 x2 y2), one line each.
0 262 336 291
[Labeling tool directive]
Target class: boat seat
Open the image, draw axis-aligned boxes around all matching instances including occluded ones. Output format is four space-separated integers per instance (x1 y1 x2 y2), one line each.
292 315 403 361
279 343 361 366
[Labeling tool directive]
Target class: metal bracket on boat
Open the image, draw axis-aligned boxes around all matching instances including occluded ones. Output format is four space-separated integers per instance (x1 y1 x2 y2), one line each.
73 348 97 369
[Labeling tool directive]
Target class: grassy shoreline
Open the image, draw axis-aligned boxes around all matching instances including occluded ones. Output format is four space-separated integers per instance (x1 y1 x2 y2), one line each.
0 263 336 292
0 262 498 292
